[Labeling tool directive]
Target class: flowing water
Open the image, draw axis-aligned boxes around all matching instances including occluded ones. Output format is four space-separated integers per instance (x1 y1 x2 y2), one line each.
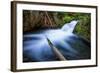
23 20 91 62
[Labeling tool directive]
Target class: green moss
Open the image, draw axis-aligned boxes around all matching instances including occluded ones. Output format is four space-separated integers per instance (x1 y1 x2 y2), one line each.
23 10 91 41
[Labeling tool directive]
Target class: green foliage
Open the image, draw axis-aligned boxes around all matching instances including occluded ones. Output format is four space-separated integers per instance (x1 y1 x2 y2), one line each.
23 10 91 40
73 13 91 41
54 12 91 41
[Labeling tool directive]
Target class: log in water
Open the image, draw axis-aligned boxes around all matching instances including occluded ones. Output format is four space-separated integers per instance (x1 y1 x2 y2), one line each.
23 20 90 62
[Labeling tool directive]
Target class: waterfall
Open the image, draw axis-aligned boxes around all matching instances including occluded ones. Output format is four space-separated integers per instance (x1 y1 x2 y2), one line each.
61 20 78 32
23 20 90 62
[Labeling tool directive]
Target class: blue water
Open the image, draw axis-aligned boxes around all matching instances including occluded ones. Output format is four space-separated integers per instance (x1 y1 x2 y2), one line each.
23 20 90 62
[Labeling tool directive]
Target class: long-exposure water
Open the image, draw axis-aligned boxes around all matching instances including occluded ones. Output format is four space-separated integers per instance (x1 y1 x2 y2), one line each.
23 20 91 62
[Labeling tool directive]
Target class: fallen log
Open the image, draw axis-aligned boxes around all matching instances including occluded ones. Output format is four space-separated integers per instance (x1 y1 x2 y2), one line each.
46 37 66 61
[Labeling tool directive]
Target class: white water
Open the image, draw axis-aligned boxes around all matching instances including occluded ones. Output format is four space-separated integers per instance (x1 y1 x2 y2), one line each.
61 20 78 32
23 20 90 62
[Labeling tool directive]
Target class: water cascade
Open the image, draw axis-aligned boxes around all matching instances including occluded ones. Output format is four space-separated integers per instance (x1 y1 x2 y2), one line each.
23 20 90 62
